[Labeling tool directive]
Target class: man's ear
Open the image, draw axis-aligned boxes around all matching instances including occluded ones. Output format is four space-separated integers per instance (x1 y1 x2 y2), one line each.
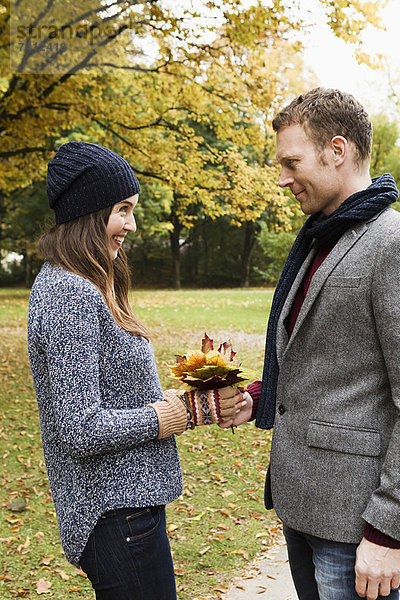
330 135 347 166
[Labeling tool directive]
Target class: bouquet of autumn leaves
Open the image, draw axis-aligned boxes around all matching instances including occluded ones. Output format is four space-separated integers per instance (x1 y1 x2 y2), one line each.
169 333 257 429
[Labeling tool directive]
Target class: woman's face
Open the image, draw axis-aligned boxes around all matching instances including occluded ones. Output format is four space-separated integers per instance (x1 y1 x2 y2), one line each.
106 194 138 260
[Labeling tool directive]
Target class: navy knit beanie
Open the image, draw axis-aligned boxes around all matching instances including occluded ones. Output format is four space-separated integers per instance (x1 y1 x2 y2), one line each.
47 141 140 224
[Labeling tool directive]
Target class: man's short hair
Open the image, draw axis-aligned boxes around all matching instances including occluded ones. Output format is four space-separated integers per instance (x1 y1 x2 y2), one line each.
272 87 372 167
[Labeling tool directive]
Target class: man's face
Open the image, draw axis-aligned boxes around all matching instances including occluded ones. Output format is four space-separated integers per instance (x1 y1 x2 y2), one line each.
276 124 342 216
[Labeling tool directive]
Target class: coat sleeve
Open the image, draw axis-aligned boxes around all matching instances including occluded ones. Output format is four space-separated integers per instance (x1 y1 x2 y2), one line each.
42 281 160 458
362 229 400 540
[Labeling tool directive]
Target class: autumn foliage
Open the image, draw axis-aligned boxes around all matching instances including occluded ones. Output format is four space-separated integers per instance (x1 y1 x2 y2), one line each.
0 0 389 288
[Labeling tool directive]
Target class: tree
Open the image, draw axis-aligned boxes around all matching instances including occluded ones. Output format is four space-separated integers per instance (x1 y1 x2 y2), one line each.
1 180 53 285
0 0 389 287
1 0 387 186
371 113 400 182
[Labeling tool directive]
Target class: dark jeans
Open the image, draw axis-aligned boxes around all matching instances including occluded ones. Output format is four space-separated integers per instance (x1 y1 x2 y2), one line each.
80 506 176 600
283 524 400 600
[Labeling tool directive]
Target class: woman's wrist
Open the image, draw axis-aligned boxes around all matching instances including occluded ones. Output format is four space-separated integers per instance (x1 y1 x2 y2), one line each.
150 392 189 439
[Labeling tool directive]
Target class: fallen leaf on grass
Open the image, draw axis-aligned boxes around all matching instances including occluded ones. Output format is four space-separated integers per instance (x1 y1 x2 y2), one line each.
211 472 227 483
40 555 55 566
6 516 23 525
0 536 18 545
213 585 229 592
36 578 52 594
16 536 30 553
232 549 249 559
187 511 205 521
55 569 70 581
75 568 87 577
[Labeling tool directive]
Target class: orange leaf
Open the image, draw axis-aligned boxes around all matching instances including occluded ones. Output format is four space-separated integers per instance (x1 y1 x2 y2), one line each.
214 585 229 592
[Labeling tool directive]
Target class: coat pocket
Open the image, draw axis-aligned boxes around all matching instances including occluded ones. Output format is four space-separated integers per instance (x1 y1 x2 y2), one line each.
307 421 381 457
325 276 361 288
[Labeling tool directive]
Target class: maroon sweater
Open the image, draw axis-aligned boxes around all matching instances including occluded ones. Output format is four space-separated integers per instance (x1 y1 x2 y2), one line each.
248 243 400 548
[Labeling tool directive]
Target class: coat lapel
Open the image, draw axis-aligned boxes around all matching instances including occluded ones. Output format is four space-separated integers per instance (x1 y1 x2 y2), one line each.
277 221 369 364
276 247 317 364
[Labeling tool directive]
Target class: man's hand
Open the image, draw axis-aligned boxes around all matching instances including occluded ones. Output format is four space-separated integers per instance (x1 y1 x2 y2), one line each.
355 538 400 599
218 391 253 429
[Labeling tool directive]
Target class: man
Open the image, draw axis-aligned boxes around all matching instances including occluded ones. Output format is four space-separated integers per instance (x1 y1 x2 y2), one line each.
227 88 400 600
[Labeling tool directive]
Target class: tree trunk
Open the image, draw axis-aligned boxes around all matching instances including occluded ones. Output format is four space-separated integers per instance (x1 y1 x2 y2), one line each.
169 202 182 289
240 221 257 287
24 252 34 288
201 224 209 281
0 192 5 260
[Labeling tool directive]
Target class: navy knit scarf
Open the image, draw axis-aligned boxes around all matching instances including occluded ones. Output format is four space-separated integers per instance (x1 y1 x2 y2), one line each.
256 173 399 430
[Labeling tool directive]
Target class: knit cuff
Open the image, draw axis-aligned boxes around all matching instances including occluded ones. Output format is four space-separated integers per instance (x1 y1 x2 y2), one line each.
246 380 262 421
363 523 400 549
150 397 188 439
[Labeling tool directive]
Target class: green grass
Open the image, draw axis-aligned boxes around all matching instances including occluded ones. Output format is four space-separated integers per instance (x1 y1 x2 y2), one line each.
0 287 279 600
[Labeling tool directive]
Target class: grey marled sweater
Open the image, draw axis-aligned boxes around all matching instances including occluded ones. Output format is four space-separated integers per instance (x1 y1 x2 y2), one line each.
27 262 182 566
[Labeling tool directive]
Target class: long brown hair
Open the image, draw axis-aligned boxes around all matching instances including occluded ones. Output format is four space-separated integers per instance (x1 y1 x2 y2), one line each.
38 206 149 339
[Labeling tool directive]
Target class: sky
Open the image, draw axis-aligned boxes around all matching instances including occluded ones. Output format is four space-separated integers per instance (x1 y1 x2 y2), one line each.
300 0 400 116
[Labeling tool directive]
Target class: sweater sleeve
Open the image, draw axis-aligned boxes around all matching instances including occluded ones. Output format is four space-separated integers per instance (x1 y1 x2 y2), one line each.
42 281 160 458
246 380 262 421
363 523 400 549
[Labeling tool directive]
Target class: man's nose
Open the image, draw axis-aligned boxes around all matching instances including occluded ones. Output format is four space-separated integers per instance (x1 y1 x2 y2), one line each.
278 169 294 188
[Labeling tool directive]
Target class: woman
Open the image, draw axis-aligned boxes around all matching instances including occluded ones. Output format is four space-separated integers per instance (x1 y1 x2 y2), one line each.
27 141 242 599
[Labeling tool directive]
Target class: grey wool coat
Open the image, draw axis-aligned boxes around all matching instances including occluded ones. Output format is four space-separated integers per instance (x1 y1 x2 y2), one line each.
268 206 400 544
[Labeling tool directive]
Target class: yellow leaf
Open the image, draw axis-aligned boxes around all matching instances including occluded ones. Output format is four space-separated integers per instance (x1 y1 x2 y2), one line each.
187 511 205 521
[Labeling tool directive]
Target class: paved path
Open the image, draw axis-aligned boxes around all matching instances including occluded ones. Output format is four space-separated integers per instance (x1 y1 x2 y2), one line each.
223 538 297 600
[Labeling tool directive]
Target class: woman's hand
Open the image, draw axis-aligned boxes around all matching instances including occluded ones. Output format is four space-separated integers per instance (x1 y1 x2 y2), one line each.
219 391 253 429
180 386 243 427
